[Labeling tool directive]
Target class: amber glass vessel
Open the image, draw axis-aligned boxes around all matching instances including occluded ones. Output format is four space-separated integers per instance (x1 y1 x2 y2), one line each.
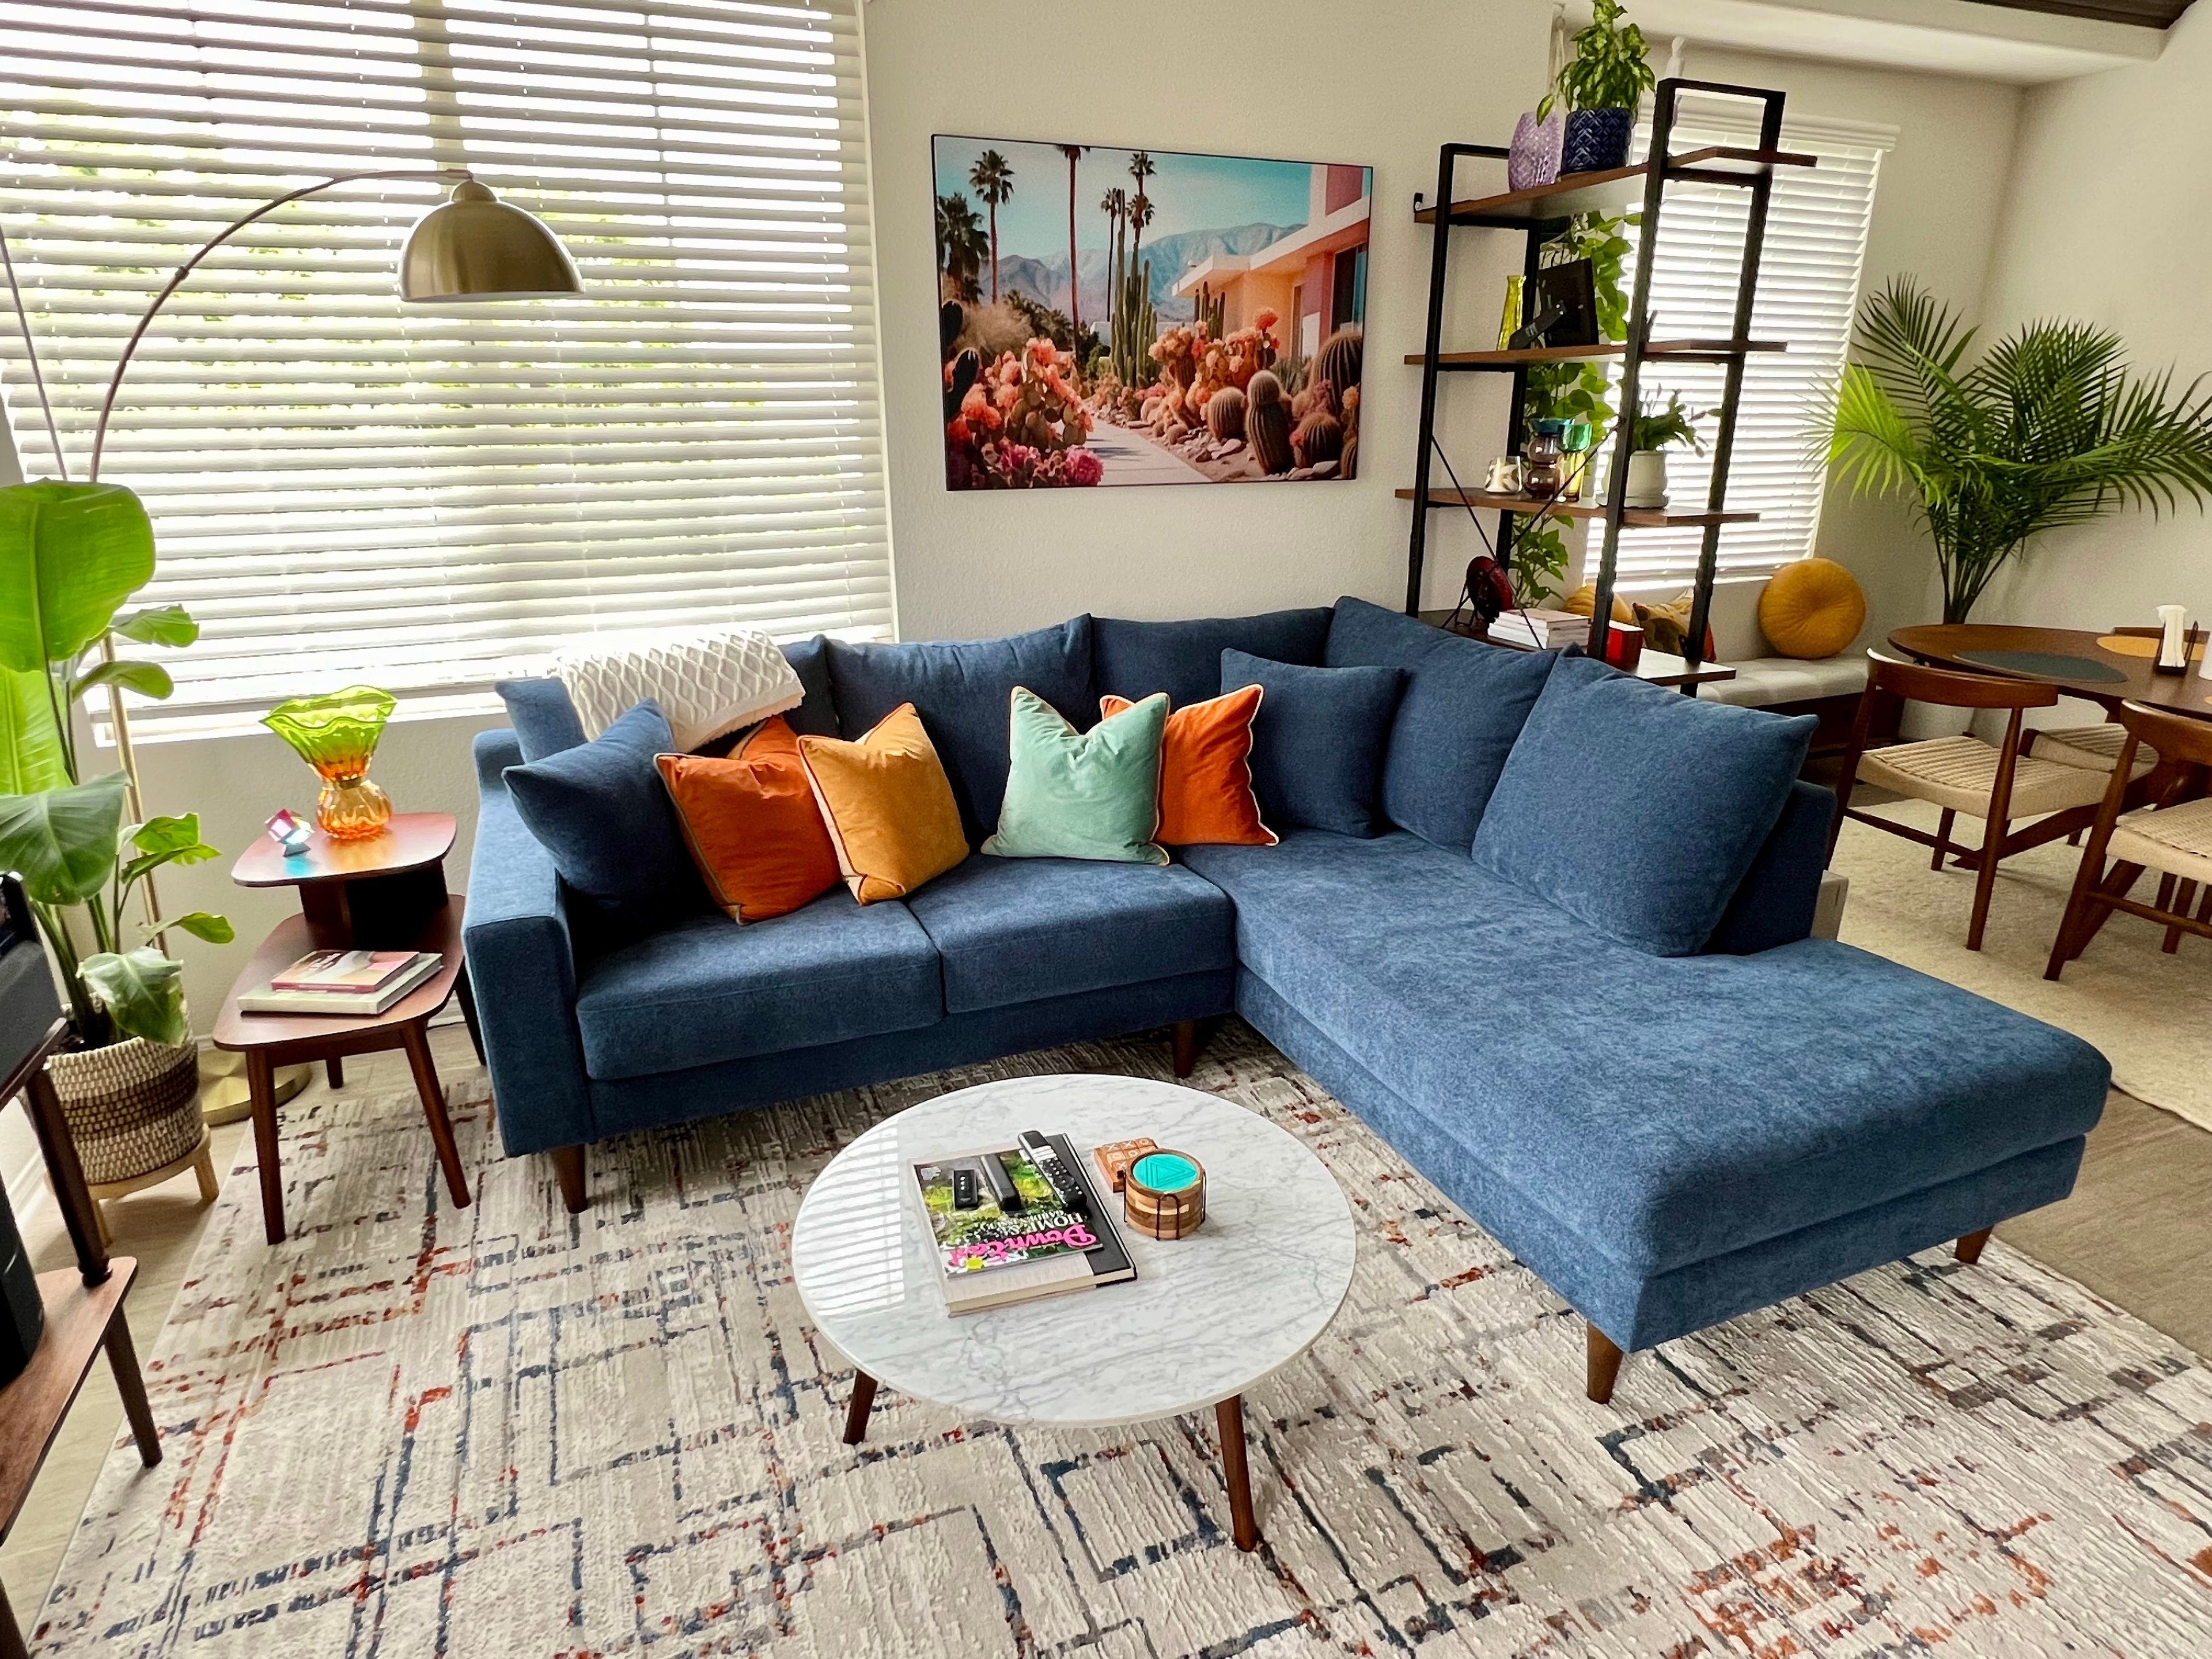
263 686 397 839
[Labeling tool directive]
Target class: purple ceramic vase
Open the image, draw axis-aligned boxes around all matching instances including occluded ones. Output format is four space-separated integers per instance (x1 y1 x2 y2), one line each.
1508 109 1563 192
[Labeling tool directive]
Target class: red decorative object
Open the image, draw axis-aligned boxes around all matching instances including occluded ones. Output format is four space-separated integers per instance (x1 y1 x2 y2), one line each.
1601 619 1644 670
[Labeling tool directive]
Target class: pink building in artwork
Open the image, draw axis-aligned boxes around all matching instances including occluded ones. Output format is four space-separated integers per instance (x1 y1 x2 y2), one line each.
1169 163 1370 359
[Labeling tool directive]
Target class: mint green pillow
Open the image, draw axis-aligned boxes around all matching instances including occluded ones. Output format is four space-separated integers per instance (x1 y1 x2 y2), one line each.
983 687 1169 865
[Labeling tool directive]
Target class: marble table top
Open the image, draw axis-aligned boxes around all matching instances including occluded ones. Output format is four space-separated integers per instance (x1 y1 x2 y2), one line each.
790 1073 1357 1429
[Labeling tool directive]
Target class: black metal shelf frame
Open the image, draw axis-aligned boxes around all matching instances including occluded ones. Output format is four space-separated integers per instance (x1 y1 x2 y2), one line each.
1403 78 1802 669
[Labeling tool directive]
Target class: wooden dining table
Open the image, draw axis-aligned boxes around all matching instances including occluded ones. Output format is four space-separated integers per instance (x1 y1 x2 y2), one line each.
1887 622 2212 953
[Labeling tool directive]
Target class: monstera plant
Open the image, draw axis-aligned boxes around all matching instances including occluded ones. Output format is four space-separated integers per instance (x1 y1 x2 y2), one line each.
0 479 229 1048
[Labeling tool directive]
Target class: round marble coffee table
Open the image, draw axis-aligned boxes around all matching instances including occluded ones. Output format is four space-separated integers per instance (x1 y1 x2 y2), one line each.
790 1073 1357 1551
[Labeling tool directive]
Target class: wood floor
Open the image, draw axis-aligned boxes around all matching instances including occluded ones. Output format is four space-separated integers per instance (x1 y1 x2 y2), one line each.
2 1028 2207 1628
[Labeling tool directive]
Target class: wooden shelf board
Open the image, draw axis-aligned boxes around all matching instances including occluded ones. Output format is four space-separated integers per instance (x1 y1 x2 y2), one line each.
0 1260 136 1529
1406 338 1784 370
1396 487 1758 529
1414 147 1816 226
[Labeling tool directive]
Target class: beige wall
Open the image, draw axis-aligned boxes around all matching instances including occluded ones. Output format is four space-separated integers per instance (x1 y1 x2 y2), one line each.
1 1 2029 1036
1968 6 2212 631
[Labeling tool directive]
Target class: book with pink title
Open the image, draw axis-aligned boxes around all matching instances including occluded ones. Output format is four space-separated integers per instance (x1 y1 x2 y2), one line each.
271 949 427 993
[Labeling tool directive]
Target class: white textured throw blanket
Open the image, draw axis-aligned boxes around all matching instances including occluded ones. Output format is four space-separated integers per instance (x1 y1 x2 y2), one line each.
551 626 804 751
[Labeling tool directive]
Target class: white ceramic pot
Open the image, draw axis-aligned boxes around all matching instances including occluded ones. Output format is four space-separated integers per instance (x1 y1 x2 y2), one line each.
1624 449 1669 509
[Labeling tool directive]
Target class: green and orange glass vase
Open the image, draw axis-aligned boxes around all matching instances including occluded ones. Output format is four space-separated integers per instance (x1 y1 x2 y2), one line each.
263 685 398 839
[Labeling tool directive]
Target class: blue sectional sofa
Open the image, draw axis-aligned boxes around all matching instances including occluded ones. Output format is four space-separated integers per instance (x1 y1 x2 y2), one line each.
465 599 2109 1401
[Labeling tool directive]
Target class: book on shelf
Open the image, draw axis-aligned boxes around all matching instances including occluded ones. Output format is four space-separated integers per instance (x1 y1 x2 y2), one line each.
271 948 426 994
236 950 441 1016
912 1134 1135 1315
1486 608 1590 651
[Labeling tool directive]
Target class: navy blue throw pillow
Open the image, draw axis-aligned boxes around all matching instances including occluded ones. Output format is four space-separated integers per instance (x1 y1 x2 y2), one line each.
505 700 703 934
1471 654 1816 956
495 677 588 763
1220 649 1404 838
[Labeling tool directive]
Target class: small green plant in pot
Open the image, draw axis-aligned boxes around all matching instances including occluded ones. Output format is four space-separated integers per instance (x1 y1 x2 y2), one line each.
1623 392 1706 509
1825 277 2212 623
0 479 231 1177
1540 0 1656 175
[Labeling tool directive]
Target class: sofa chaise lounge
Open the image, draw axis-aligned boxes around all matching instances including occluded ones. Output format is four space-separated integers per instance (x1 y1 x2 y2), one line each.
465 598 2109 1400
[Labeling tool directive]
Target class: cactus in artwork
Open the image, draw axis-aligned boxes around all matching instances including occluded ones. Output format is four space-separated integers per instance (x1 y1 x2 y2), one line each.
1247 370 1293 474
1109 258 1157 392
1205 385 1247 441
1311 325 1363 419
1291 409 1343 468
1195 282 1226 343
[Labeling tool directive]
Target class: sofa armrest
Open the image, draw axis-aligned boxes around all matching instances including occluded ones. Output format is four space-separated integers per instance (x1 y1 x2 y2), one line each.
1705 780 1836 956
464 730 596 1155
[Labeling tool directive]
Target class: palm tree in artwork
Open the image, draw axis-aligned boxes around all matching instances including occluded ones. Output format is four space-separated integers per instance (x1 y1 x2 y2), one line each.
968 149 1015 304
935 192 986 302
1100 186 1127 325
1056 144 1088 351
1126 150 1156 262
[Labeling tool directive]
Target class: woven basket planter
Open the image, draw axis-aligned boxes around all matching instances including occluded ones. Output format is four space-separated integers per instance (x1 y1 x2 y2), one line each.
46 1037 202 1187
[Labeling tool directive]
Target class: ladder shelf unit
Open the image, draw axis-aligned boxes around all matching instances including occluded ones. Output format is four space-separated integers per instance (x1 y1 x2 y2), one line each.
1403 78 1814 667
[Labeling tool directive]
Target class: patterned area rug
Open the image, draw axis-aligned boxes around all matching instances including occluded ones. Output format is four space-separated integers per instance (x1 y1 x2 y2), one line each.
31 1023 2212 1657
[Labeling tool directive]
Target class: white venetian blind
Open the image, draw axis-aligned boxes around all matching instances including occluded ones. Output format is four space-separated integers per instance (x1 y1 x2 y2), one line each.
1597 107 1890 590
0 0 890 737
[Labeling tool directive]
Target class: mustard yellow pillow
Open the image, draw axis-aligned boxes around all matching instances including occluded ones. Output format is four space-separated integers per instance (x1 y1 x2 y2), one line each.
797 703 968 903
1760 558 1866 659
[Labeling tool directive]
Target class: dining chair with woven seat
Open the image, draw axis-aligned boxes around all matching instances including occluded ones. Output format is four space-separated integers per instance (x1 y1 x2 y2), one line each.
2031 721 2160 777
1831 653 2112 950
2047 700 2212 978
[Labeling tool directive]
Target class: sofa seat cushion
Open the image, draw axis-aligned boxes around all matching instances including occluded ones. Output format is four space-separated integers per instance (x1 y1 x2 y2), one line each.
574 892 941 1079
1181 830 2108 1275
905 853 1233 1014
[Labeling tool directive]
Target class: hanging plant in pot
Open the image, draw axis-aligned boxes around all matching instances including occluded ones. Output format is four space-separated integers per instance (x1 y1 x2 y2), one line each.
1623 392 1706 508
1543 0 1657 177
0 480 232 1185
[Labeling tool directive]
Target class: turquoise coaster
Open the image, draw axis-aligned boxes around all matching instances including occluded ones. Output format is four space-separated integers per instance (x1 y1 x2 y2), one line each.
1131 1153 1199 1192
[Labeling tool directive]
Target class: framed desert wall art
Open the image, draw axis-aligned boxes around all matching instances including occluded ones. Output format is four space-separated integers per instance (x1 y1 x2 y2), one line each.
933 135 1372 489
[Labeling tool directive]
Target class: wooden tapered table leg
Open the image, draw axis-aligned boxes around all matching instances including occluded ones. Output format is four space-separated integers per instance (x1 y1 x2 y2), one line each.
247 1048 285 1244
1 1577 26 1659
400 1020 471 1210
104 1317 162 1468
843 1370 878 1445
1215 1394 1258 1552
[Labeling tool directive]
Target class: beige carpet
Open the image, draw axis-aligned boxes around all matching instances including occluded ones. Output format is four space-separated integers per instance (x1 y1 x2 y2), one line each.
25 1024 2212 1657
1834 800 2212 1132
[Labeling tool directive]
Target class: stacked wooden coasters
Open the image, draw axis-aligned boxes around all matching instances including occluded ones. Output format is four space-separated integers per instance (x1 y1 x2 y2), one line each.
1122 1149 1206 1240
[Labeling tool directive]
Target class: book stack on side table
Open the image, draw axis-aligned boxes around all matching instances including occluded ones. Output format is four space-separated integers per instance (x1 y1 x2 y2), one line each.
236 948 442 1016
913 1132 1135 1314
1486 608 1592 651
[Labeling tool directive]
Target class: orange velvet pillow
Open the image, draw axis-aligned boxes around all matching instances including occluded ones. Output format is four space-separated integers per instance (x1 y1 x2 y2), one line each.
1101 684 1276 848
656 717 840 923
797 703 970 904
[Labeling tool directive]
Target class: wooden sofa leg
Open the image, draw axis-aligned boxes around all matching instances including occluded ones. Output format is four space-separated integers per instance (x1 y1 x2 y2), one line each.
550 1146 588 1214
1955 1226 1992 1265
1171 1019 1198 1080
1586 1324 1624 1404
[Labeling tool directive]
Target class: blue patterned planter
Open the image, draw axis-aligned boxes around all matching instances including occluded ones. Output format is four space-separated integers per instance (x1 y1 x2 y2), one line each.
1562 107 1634 174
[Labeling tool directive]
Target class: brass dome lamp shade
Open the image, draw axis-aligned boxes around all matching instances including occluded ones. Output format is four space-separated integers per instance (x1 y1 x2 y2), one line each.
401 179 581 302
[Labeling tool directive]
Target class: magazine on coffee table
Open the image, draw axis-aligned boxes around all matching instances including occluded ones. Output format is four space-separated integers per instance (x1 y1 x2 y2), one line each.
911 1134 1134 1315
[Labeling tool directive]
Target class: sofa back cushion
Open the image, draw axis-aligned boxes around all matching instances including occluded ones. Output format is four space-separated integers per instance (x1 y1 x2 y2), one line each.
1323 597 1559 849
777 635 842 737
1471 654 1816 956
1221 649 1403 838
496 638 839 762
1094 608 1331 711
827 618 1093 840
504 699 704 938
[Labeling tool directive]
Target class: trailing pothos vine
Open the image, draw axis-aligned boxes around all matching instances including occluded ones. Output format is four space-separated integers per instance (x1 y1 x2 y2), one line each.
1509 210 1635 605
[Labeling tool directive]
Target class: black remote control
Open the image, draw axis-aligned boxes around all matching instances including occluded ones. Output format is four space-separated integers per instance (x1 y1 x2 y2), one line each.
1018 1130 1088 1215
952 1165 980 1210
981 1153 1024 1213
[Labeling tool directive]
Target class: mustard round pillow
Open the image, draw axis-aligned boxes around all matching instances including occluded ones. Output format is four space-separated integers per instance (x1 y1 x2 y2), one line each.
1760 558 1866 659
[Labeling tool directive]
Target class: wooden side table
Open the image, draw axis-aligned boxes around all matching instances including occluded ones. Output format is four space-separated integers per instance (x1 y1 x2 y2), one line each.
219 814 480 1244
2 1020 160 1659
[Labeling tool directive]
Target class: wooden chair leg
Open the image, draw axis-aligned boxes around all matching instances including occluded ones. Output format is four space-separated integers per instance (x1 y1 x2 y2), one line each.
2048 742 2137 980
1965 812 2006 952
2163 880 2196 953
247 1048 286 1245
549 1145 588 1214
401 1022 471 1210
1930 806 1955 870
1171 1018 1198 1079
192 1138 220 1204
325 1055 343 1089
1955 1227 1992 1266
1586 1324 1624 1404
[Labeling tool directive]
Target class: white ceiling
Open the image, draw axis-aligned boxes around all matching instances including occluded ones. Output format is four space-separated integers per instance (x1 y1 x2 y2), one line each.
1624 0 2164 83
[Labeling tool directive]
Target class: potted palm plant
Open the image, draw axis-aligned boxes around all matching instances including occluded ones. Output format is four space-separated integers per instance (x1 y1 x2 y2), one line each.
1541 0 1656 176
0 480 230 1184
1827 278 2212 623
1623 392 1706 508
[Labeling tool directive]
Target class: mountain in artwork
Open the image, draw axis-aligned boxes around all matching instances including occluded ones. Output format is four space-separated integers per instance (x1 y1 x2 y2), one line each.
992 222 1297 324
